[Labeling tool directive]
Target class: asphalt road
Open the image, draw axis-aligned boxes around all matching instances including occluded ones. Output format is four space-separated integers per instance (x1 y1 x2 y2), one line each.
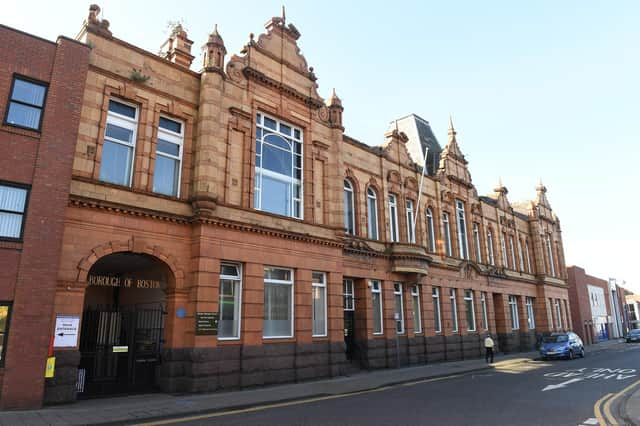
145 342 640 426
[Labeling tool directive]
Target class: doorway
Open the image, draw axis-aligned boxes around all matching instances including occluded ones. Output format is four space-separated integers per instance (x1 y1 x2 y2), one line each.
78 252 169 397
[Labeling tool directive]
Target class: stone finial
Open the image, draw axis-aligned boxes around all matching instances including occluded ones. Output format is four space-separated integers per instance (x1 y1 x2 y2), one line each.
494 177 508 195
328 88 342 107
86 4 112 37
202 24 227 70
535 179 550 207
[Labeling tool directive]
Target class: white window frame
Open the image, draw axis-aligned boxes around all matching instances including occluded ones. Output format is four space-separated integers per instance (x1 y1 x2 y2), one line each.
100 99 138 187
450 288 458 332
367 188 379 240
546 234 556 276
555 299 562 330
254 113 303 219
443 212 452 257
371 280 384 335
509 235 517 270
501 232 509 268
517 238 525 271
481 291 488 331
153 116 184 197
312 272 327 337
426 208 436 253
487 230 495 266
263 267 294 339
526 296 535 330
388 194 399 242
394 283 405 334
411 285 422 334
473 223 482 263
343 179 356 235
343 278 355 311
464 290 476 331
525 240 532 273
456 200 469 259
406 200 415 243
433 287 442 333
218 262 242 340
509 295 520 330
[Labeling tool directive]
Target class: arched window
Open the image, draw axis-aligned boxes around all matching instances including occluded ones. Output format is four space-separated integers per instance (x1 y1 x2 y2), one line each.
367 187 379 240
343 179 355 235
389 194 399 242
426 208 435 253
254 113 303 218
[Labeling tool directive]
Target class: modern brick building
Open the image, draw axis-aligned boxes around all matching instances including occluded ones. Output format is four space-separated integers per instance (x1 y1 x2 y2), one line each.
566 266 613 344
1 5 573 408
0 25 90 408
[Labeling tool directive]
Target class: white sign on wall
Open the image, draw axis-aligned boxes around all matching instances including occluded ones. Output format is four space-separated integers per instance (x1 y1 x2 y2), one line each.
53 315 80 348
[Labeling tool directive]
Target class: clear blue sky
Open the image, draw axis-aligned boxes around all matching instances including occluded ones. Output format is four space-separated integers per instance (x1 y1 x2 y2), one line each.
5 1 639 292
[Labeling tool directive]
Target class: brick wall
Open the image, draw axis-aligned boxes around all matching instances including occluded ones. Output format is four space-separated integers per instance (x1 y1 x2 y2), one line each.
0 25 90 409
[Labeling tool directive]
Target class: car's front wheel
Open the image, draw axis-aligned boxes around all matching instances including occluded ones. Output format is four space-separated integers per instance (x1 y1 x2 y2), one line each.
579 348 585 358
568 350 574 360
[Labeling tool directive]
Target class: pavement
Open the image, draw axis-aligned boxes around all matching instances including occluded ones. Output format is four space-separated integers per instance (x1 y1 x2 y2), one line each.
0 339 634 426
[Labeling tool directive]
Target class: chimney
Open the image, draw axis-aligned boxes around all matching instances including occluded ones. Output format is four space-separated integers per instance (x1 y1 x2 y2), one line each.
160 24 194 69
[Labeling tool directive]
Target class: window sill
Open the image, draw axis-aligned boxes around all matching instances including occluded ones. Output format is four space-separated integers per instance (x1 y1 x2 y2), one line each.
262 336 295 343
0 240 23 250
2 123 41 137
312 335 328 339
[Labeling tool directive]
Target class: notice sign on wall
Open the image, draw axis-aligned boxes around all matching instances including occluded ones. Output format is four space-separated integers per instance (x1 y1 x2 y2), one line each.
195 312 219 336
53 315 80 348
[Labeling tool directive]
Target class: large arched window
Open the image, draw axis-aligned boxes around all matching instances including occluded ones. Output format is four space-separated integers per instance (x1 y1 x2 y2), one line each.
344 179 355 235
254 113 303 219
426 208 435 253
367 187 379 240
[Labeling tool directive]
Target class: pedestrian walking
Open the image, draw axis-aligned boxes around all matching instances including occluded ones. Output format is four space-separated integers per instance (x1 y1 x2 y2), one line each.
484 334 494 363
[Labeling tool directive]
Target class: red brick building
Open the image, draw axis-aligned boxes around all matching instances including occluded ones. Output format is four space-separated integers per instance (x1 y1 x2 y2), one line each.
567 266 612 344
1 5 573 408
0 25 90 408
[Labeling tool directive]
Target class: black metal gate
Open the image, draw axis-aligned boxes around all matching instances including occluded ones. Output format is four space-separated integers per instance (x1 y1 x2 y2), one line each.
78 304 165 397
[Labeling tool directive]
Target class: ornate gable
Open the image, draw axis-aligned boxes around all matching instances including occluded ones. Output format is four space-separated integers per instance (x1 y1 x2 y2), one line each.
225 10 323 108
436 117 473 189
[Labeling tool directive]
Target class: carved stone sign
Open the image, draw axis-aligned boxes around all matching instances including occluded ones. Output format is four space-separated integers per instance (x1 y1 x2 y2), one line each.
87 275 162 289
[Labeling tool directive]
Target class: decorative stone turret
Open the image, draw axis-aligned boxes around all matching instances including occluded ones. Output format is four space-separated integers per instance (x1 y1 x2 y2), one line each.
160 24 194 69
535 179 551 208
436 116 473 187
491 178 511 211
327 88 344 129
202 24 226 72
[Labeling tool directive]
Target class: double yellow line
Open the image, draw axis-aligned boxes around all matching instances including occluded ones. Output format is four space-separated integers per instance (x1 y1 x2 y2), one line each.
594 379 640 425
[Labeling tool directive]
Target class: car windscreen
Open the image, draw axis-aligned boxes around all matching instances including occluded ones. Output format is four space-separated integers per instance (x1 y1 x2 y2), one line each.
543 335 568 343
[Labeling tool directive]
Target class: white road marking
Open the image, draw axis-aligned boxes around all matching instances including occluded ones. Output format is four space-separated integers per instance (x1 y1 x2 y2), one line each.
542 378 583 391
582 418 598 425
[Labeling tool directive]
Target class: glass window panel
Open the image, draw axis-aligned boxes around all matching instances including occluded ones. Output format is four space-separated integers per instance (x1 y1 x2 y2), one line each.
159 117 182 133
108 100 136 118
0 186 27 212
279 123 291 136
312 285 326 336
294 129 301 139
264 283 292 337
263 116 277 130
153 155 179 196
294 200 301 219
105 123 133 144
157 139 180 156
262 145 292 175
294 141 302 155
12 79 46 106
221 264 239 277
99 140 133 186
0 306 8 332
7 103 41 129
0 212 23 239
372 291 382 334
312 272 325 283
219 278 240 338
264 267 291 281
261 175 291 216
263 133 291 150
